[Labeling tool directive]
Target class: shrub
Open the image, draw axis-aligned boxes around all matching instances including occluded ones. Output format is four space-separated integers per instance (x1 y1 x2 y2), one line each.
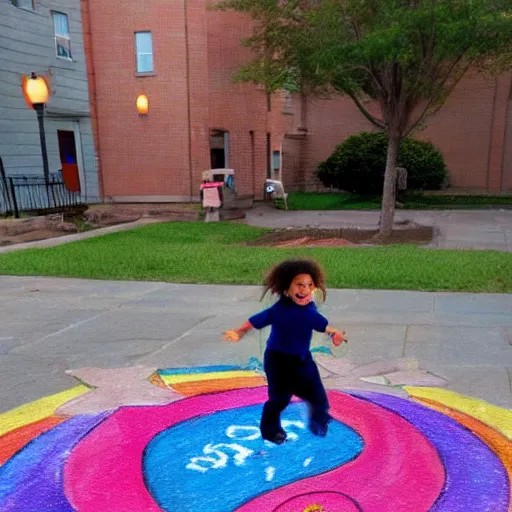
317 132 447 194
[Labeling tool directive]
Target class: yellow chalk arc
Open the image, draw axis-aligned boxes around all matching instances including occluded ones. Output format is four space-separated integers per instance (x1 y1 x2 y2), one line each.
405 386 512 439
0 385 90 437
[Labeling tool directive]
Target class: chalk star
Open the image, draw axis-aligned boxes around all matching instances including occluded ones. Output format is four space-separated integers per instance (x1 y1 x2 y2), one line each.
315 356 448 397
56 365 183 415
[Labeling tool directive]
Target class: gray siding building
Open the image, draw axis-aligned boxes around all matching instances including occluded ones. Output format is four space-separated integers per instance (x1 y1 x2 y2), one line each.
0 0 99 202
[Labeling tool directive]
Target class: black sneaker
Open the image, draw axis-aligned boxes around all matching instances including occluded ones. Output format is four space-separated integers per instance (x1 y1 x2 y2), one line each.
309 421 328 437
262 429 287 445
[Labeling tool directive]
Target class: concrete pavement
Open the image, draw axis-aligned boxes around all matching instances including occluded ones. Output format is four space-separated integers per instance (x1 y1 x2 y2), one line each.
0 217 161 254
245 204 512 251
0 276 510 413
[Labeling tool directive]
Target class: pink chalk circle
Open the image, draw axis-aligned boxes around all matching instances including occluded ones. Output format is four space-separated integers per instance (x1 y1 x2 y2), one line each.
64 388 444 512
273 491 362 512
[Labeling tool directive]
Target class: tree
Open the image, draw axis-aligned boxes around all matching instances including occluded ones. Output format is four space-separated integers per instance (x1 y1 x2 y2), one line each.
215 0 512 238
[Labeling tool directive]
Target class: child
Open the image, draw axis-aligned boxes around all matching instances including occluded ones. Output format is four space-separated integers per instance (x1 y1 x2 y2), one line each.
223 259 346 445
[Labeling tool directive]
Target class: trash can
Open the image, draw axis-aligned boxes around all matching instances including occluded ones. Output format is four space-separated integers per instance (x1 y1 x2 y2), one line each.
201 169 236 208
200 181 223 222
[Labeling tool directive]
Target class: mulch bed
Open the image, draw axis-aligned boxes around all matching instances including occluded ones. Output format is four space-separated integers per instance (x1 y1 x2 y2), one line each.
84 204 200 227
247 224 434 247
0 204 202 247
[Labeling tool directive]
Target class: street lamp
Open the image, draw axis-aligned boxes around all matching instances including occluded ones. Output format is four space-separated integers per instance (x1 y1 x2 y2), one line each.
24 72 50 182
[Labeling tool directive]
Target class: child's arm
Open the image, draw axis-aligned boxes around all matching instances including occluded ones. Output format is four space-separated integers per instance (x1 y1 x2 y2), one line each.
310 307 346 347
325 325 346 346
223 321 254 342
224 304 274 343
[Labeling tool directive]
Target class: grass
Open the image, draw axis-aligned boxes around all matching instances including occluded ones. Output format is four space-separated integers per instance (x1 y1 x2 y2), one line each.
0 222 511 293
281 192 512 210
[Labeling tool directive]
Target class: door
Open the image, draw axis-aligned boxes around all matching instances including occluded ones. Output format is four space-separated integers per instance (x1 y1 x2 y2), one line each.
46 118 85 198
210 130 229 169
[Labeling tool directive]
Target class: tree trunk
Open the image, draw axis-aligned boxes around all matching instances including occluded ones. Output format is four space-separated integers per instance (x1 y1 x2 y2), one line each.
378 133 400 239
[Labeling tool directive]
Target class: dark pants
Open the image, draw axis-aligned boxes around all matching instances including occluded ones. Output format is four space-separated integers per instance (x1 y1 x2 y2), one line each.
260 349 331 438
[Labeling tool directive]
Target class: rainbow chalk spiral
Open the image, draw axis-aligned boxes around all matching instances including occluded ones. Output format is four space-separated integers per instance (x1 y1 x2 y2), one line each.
0 364 510 512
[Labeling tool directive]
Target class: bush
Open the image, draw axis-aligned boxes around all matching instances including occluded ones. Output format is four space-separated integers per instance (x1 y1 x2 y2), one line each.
317 132 447 194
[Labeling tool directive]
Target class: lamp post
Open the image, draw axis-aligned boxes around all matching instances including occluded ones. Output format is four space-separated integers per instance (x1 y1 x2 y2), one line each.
25 72 50 182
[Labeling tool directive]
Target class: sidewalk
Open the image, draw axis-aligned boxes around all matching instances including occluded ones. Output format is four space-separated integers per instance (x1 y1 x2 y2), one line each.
0 217 161 254
245 204 512 251
0 276 510 413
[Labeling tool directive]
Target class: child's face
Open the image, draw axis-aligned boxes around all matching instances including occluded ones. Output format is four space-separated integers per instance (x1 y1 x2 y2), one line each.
287 273 315 306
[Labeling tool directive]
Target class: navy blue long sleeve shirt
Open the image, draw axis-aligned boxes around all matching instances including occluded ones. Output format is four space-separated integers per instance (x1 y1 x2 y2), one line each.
249 297 328 356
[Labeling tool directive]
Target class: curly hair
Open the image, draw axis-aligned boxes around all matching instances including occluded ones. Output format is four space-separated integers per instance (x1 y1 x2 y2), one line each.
261 258 327 301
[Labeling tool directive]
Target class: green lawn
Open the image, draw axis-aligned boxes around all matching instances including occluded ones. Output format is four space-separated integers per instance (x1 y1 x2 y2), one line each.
281 192 512 210
1 222 511 293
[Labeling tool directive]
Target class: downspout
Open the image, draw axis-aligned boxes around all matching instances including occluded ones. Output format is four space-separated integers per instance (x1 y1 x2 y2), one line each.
486 78 499 192
80 0 104 199
298 91 308 191
486 73 512 193
501 76 512 191
184 0 193 199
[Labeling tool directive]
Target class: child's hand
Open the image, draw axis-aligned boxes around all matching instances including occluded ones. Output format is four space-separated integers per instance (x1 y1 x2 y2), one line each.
223 330 241 342
223 321 253 343
330 330 346 347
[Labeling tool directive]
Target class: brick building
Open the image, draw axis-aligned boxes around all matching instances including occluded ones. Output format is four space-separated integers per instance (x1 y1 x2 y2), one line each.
81 0 512 201
283 71 512 194
81 0 290 202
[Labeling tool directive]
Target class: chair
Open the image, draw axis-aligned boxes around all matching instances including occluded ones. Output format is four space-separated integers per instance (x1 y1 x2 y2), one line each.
264 179 289 210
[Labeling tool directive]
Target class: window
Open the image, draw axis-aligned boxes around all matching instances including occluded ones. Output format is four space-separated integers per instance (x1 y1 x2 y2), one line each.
135 32 154 73
53 12 72 60
12 0 35 9
272 150 281 173
57 131 77 165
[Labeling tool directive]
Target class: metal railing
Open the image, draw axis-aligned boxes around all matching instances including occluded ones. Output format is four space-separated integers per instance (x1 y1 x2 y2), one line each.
0 157 83 218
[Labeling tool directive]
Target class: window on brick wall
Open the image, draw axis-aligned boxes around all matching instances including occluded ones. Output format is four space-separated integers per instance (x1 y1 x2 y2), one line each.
272 150 281 175
12 0 35 9
52 12 72 60
135 32 154 73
